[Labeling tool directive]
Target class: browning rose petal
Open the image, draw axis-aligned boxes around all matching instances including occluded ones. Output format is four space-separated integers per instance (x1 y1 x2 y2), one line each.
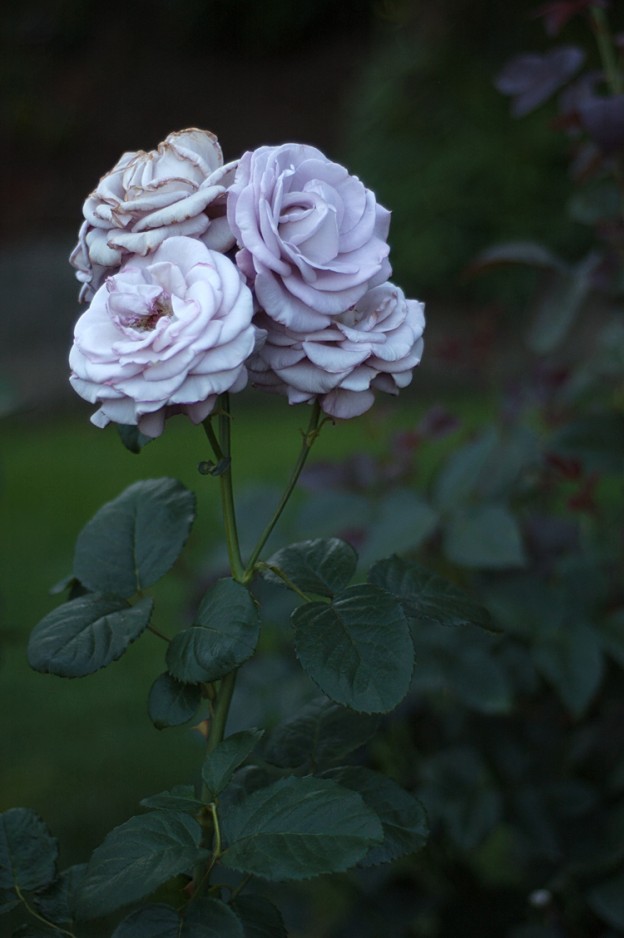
70 129 237 301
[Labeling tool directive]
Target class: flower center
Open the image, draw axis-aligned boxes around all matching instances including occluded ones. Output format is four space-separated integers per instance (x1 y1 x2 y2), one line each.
337 305 365 328
128 293 173 331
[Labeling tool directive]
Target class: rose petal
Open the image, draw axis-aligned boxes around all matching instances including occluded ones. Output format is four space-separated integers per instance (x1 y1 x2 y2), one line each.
228 141 393 326
321 388 375 419
69 237 256 436
302 340 370 373
71 129 229 296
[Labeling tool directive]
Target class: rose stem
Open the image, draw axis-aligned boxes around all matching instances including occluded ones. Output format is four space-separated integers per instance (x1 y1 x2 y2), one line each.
243 399 323 580
195 395 323 897
195 393 246 897
590 5 623 96
202 393 245 582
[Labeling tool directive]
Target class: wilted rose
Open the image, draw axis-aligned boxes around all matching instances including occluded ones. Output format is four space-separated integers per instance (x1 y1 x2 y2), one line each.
70 129 236 301
69 237 258 437
249 282 425 419
227 143 392 332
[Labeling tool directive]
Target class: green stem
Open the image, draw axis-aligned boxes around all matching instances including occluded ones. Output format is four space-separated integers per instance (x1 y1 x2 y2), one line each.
591 5 624 96
255 561 313 603
229 872 253 900
192 671 236 899
147 624 171 643
190 802 223 902
208 802 222 859
194 398 324 900
202 394 245 582
202 417 223 461
218 398 244 577
206 671 237 754
15 884 76 938
244 401 323 578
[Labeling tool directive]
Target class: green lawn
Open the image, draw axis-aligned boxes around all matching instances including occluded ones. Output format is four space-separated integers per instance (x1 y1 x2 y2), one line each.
1 389 487 869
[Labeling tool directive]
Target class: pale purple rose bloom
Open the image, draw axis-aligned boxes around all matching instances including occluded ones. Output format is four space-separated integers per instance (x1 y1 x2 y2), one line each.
69 237 259 438
227 143 392 332
70 129 237 302
249 282 425 419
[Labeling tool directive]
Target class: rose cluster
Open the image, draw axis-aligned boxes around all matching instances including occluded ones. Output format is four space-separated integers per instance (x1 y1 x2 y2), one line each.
69 128 424 436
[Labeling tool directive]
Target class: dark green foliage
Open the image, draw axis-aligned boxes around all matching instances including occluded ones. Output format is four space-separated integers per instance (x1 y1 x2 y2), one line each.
265 697 379 773
411 624 513 715
0 809 58 894
166 579 260 683
116 424 154 454
111 900 249 937
111 904 180 937
28 595 153 678
532 618 603 718
73 478 196 598
264 537 357 597
324 767 428 867
357 489 439 567
181 898 245 937
588 872 624 930
232 895 287 937
220 776 383 880
525 254 596 354
11 926 64 937
444 503 526 568
34 864 86 927
139 786 204 815
552 411 624 472
0 891 19 915
368 555 493 631
148 673 203 729
76 812 206 919
419 747 503 851
202 729 264 800
292 584 413 713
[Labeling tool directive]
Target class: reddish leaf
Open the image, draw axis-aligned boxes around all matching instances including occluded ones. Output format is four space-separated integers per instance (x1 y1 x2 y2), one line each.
534 1 604 38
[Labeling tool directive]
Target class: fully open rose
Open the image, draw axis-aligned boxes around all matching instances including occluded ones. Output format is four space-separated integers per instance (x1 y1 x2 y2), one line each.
227 143 392 332
69 237 258 437
249 282 425 418
70 129 236 301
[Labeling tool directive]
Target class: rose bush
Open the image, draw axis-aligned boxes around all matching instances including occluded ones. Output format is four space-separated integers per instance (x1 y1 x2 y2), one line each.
227 143 392 331
70 128 236 301
69 236 258 437
249 282 425 418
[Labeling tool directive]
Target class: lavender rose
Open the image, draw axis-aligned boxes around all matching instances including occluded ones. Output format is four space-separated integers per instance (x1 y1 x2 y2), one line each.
71 129 237 301
69 237 259 438
227 143 392 332
249 282 425 419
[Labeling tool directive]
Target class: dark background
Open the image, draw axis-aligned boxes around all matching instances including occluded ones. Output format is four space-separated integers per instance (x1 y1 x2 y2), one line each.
0 0 587 412
1 0 541 236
